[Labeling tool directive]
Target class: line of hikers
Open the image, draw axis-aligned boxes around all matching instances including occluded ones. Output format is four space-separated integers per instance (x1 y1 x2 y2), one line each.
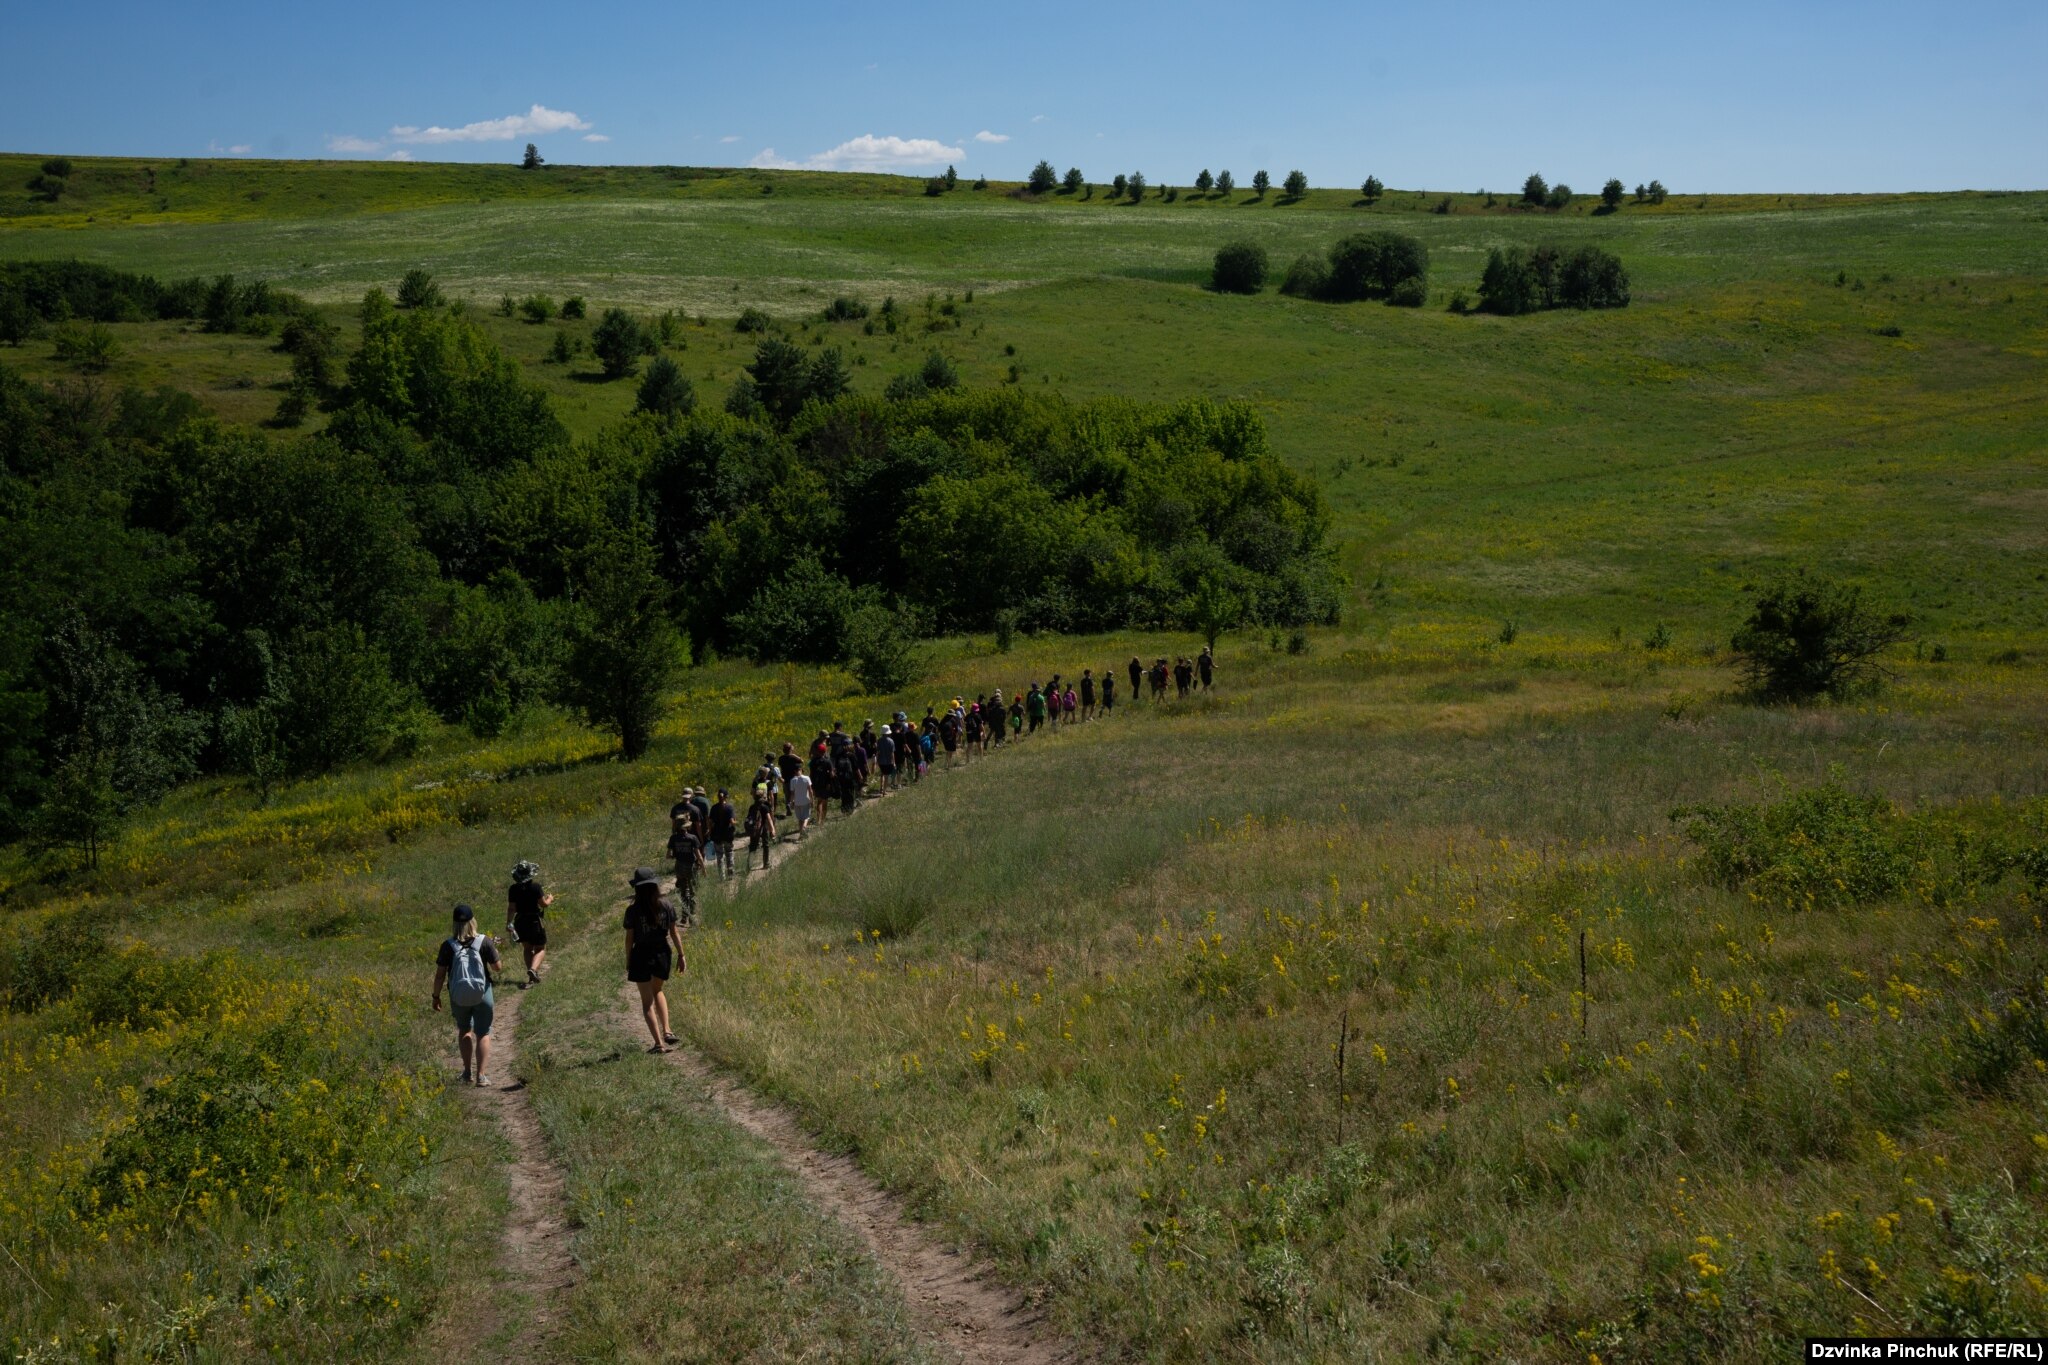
432 648 1218 1069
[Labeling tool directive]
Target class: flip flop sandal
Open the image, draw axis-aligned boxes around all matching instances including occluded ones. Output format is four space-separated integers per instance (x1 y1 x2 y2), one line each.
663 1032 679 1045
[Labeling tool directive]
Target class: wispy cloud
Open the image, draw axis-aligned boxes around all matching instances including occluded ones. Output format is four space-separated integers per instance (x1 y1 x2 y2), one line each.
209 140 253 155
748 148 801 170
974 130 1009 144
327 133 383 154
389 103 591 145
720 135 742 144
387 150 413 161
1030 114 1047 123
583 133 610 143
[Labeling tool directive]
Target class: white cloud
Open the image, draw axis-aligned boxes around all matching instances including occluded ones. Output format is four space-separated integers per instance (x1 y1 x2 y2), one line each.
387 150 413 161
748 148 802 170
804 134 964 171
327 133 383 154
974 130 1009 144
208 140 253 155
389 103 591 145
720 135 742 144
1030 114 1047 123
583 133 610 143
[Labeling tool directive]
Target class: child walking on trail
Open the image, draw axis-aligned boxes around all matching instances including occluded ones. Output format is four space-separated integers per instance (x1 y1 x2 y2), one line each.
505 860 553 985
431 903 501 1086
624 868 684 1053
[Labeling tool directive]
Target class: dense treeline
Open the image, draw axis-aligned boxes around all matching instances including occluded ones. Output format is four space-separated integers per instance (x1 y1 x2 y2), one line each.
1476 245 1630 314
0 268 1336 850
0 259 313 344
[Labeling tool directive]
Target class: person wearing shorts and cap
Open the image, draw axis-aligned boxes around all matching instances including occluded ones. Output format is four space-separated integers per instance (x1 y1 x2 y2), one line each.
623 867 684 1052
505 860 553 985
431 903 502 1086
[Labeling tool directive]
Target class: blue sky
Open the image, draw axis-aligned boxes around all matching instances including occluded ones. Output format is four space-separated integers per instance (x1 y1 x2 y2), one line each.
6 0 2043 192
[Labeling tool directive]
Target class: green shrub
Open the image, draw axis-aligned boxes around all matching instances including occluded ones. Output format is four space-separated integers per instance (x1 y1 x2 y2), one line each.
847 603 921 693
1729 574 1909 702
735 306 772 334
1212 241 1269 295
1672 782 1919 910
3 916 104 1011
822 296 869 322
1280 254 1329 299
1387 275 1427 307
560 295 586 319
518 294 556 324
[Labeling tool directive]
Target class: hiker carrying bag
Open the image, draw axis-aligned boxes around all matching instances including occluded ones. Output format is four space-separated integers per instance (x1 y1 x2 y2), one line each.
447 936 491 1007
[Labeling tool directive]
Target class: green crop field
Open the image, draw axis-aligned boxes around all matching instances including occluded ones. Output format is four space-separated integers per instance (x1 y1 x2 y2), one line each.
2 158 2045 1361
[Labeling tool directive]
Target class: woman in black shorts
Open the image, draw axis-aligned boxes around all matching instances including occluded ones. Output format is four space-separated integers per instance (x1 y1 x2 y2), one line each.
623 867 684 1052
506 860 553 985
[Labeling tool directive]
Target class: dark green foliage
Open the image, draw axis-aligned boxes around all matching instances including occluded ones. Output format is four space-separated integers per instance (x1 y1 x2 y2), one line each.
30 748 122 869
1282 169 1308 199
636 354 696 418
1360 176 1383 205
520 294 556 323
1547 183 1574 210
847 603 921 692
1280 254 1330 299
41 157 74 180
730 555 866 665
549 328 574 364
1111 174 1128 199
1216 170 1234 196
522 143 543 170
1211 241 1269 294
1127 173 1146 203
1323 231 1429 302
1028 161 1058 195
735 307 772 334
1062 167 1084 194
822 296 869 322
51 323 119 371
591 307 648 379
1195 169 1214 193
396 269 442 309
1647 179 1668 204
1252 170 1270 197
973 175 988 191
1521 173 1548 205
273 623 404 773
924 177 946 198
1600 178 1625 210
1729 574 1910 702
1387 275 1427 308
884 349 959 400
555 525 677 759
1673 783 1917 910
944 165 958 190
1478 245 1629 314
561 295 586 319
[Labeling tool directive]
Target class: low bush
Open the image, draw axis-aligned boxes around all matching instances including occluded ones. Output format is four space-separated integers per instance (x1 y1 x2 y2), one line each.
1672 782 1919 910
1729 574 1910 702
735 306 773 334
822 296 869 322
1280 254 1329 299
1211 241 1269 295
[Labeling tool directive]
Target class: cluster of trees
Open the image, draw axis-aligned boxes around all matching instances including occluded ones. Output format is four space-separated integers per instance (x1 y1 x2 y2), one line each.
1476 245 1630 314
0 264 1337 860
1 260 314 348
26 157 73 204
1280 231 1429 306
1521 173 1666 211
1023 162 1312 203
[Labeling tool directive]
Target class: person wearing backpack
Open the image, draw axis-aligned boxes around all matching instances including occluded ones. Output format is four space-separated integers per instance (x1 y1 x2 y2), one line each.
505 860 553 986
709 789 738 878
667 811 704 922
624 867 685 1053
431 903 503 1086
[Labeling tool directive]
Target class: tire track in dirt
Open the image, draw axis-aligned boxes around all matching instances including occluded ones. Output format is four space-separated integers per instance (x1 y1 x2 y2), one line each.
632 754 1085 1364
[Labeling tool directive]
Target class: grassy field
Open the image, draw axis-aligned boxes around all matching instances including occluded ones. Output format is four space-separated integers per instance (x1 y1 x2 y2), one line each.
3 160 2046 1360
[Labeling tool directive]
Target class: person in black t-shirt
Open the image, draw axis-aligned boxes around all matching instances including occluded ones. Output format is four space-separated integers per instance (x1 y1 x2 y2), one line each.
1129 656 1144 704
505 860 554 985
746 790 776 870
666 814 703 920
1079 669 1096 720
432 904 502 1085
623 868 684 1052
709 790 738 878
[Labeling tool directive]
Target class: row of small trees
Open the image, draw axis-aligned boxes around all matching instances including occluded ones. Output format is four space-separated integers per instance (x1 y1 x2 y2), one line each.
1475 245 1630 314
1213 235 1627 315
1026 161 1313 202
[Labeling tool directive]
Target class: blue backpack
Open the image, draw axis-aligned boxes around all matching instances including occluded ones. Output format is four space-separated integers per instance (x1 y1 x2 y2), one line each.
447 935 491 1007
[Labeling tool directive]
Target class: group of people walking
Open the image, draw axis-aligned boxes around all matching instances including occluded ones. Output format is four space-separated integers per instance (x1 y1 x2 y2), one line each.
432 646 1219 1067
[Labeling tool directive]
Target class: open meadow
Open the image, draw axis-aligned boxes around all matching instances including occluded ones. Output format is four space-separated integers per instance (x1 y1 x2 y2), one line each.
2 159 2045 1360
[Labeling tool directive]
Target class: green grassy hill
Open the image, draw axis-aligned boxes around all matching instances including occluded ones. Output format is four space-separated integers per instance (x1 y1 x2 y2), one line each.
2 160 2046 1360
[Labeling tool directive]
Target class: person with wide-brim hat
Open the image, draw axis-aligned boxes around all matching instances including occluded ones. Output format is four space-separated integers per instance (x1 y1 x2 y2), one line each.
622 867 684 1052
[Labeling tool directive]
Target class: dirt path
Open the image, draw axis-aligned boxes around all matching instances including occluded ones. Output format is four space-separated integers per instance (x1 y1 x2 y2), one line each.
637 760 1081 1364
468 983 578 1353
